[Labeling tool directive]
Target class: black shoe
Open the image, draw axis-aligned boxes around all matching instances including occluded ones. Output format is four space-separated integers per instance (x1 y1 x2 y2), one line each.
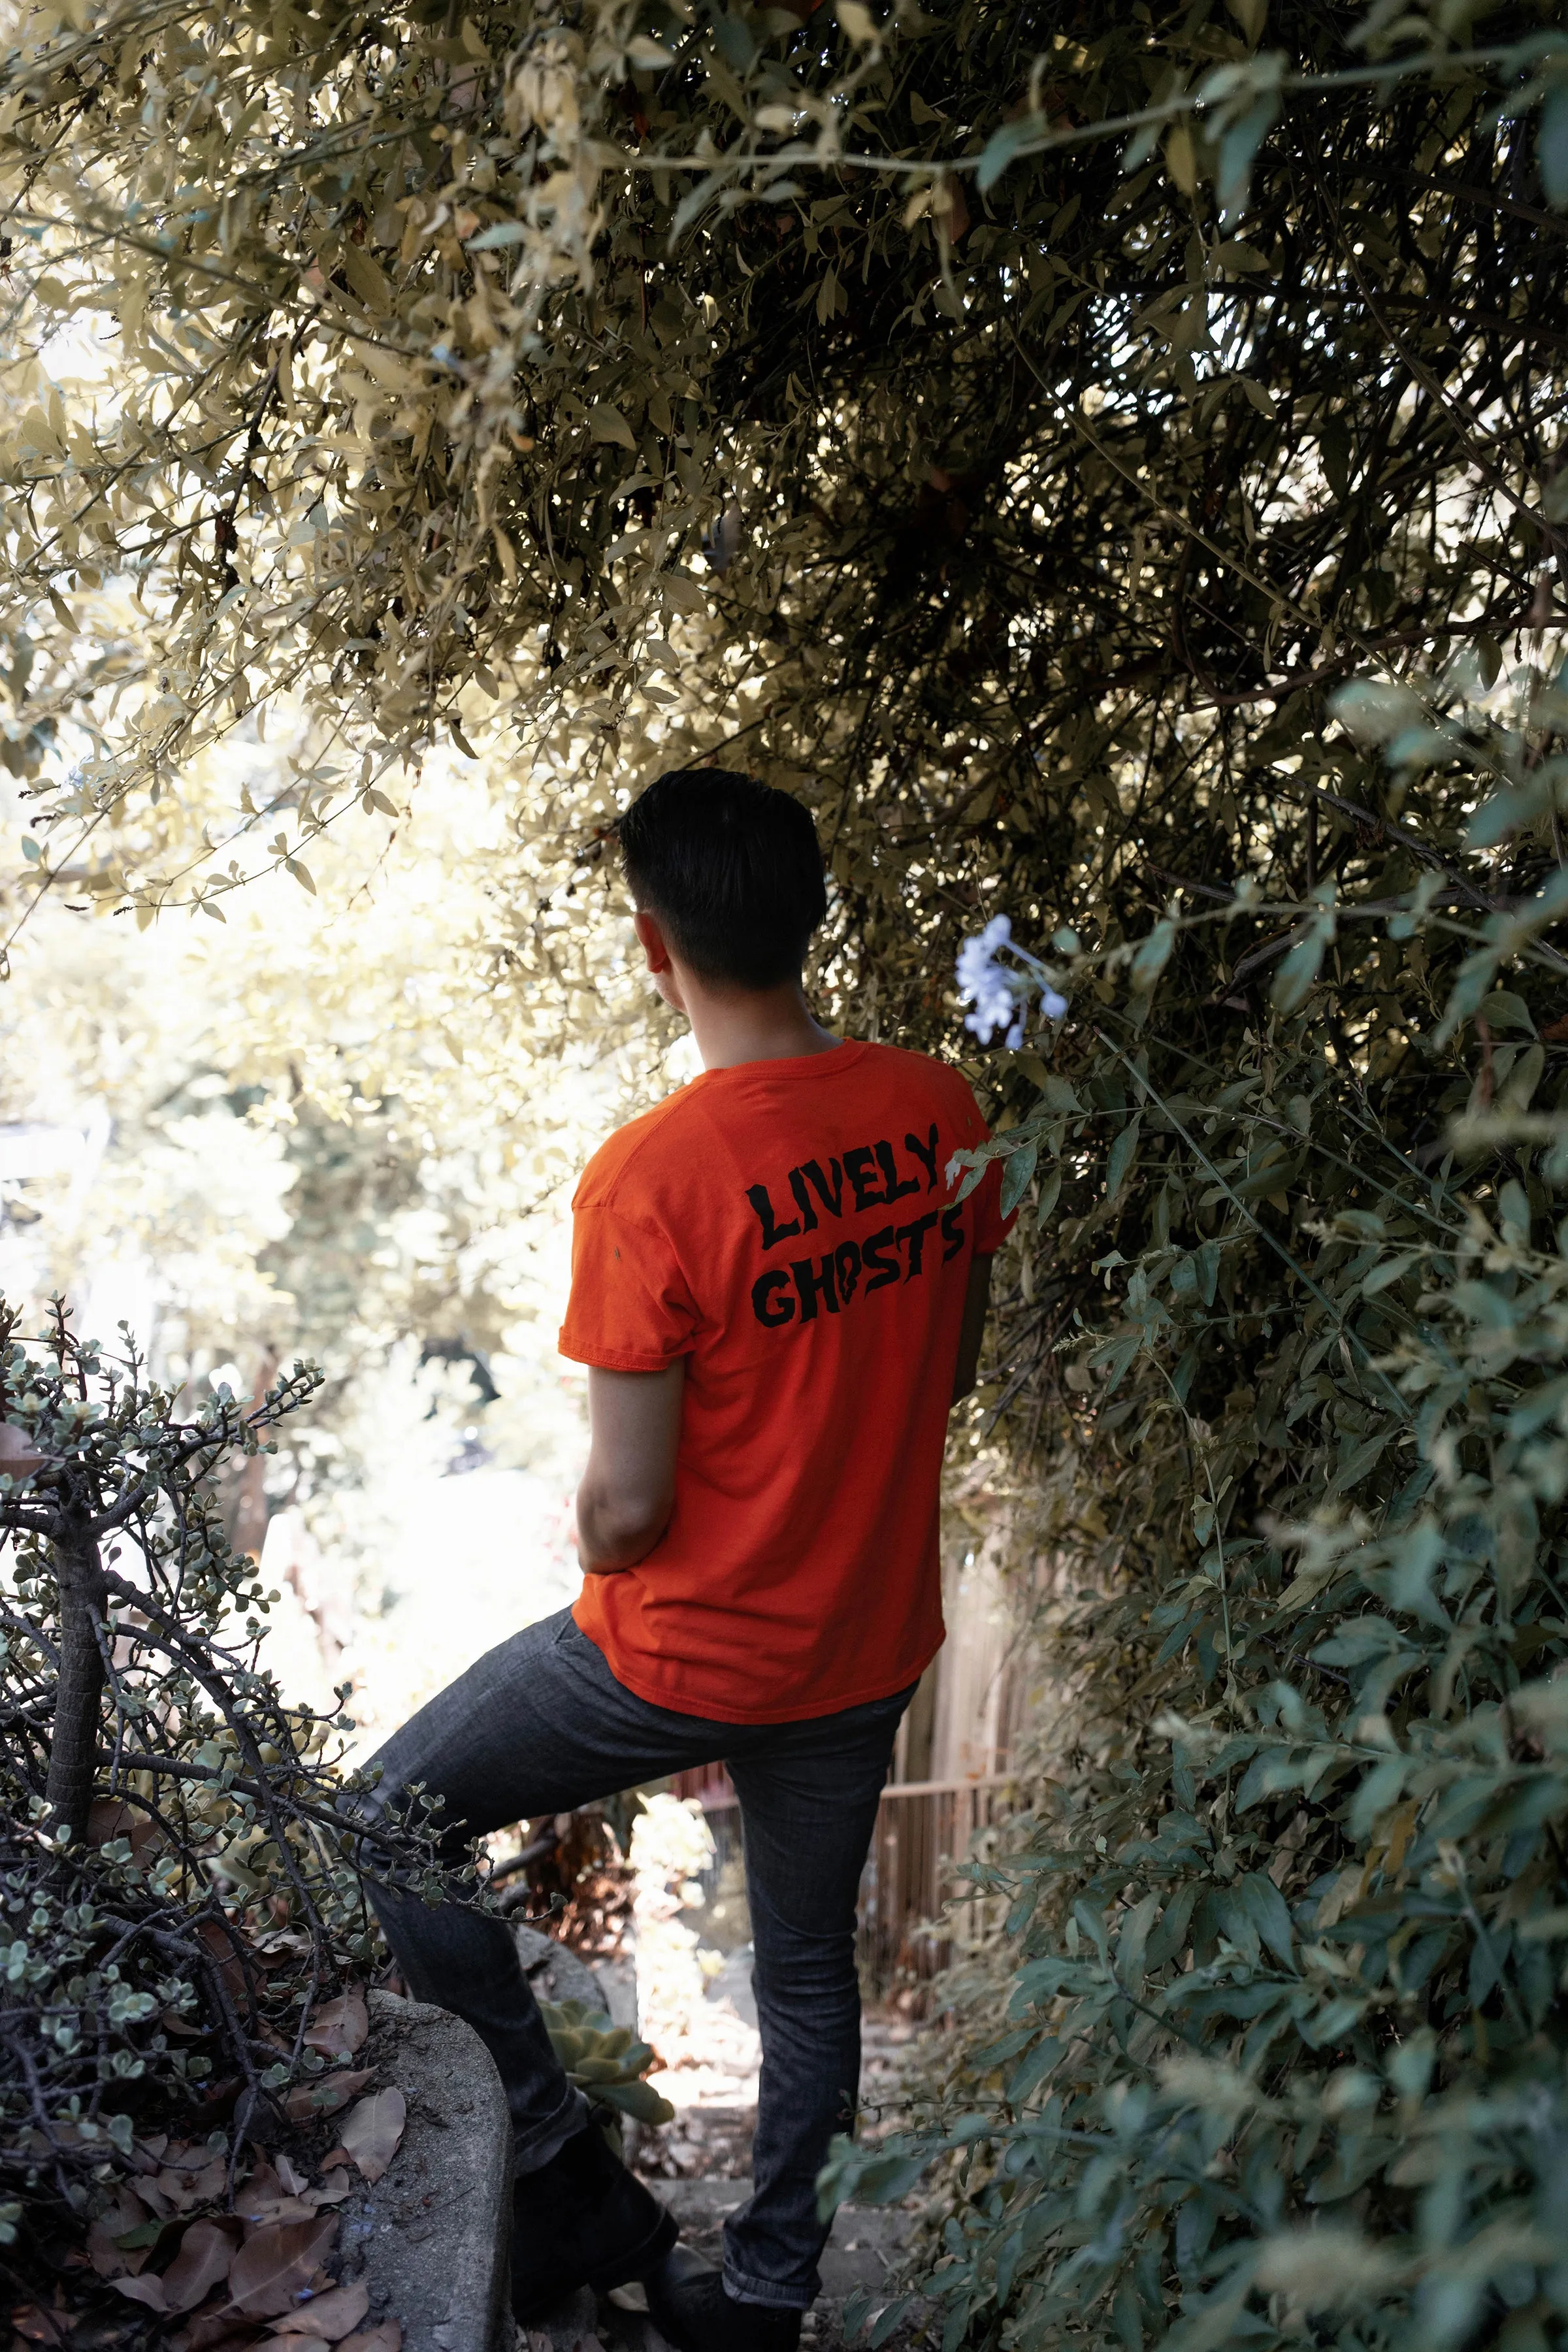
645 2246 803 2352
511 2120 678 2320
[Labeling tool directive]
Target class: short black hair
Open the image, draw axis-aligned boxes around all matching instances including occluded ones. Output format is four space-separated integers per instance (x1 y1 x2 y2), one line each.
619 767 827 991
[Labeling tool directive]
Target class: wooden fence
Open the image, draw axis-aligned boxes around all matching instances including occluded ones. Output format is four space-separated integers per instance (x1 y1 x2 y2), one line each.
670 1765 1013 1987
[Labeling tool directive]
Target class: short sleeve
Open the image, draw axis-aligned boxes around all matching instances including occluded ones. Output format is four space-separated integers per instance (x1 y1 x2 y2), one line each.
948 1075 1014 1258
559 1200 700 1372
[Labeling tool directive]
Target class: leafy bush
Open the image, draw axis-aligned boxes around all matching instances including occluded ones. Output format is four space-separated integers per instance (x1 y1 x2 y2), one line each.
0 1300 448 2284
821 706 1568 2350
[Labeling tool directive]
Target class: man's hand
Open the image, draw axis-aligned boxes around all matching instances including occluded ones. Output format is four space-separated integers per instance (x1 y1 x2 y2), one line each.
953 1254 994 1405
575 1361 686 1574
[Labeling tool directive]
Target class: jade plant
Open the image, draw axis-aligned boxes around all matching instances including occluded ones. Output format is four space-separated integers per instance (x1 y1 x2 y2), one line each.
0 1296 449 2259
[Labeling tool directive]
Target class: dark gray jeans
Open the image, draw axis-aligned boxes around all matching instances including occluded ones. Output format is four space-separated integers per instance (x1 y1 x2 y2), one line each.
359 1608 911 2310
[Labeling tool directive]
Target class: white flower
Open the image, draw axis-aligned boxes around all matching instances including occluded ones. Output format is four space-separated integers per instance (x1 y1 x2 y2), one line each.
956 915 1069 1045
956 915 1021 1045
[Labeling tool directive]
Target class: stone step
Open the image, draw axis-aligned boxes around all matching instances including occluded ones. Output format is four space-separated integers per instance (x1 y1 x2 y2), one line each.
656 2177 909 2300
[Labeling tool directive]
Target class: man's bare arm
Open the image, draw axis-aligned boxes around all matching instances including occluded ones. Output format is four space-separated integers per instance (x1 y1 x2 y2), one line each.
953 1254 994 1405
576 1362 686 1574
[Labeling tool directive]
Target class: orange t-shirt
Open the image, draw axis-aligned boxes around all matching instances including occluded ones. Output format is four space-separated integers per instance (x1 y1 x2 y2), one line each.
559 1039 1009 1723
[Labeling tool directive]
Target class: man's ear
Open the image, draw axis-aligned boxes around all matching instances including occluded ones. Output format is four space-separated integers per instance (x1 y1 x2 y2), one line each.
634 908 671 973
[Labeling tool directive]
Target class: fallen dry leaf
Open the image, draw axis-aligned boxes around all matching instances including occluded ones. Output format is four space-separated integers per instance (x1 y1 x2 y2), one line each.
197 1918 252 1999
302 2178 355 2210
334 2089 405 2185
302 1990 368 2059
112 2274 169 2313
236 2164 285 2219
336 2327 400 2352
267 2282 369 2341
136 2175 176 2219
157 2157 229 2212
173 2298 267 2352
275 2155 309 2196
250 1928 313 1967
242 2198 319 2232
257 2339 329 2352
87 1797 163 1860
227 2217 339 2319
8 2306 73 2345
164 2219 243 2313
284 2067 375 2125
86 2185 156 2278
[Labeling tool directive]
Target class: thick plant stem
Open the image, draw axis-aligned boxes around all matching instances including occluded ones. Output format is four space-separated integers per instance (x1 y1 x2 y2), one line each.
45 1508 106 1847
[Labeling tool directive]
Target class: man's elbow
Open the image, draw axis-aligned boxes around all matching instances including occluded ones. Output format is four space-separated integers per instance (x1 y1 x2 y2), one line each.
577 1483 672 1573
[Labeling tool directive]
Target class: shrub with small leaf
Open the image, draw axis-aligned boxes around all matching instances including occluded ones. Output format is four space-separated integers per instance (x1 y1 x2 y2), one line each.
0 1298 452 2291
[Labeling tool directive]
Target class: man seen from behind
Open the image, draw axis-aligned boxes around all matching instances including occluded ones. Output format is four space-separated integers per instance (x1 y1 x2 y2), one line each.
361 766 1009 2351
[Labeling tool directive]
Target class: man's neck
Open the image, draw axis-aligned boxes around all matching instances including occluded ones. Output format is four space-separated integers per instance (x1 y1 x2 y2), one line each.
685 980 841 1073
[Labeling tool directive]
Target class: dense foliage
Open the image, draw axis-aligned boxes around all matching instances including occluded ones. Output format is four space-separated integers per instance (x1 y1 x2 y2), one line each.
6 0 1568 2344
1 0 1561 945
823 773 1568 2349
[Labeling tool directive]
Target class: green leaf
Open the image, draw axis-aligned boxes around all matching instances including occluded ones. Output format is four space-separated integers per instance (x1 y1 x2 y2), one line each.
1001 1138 1038 1218
1215 92 1279 226
1540 78 1568 208
1271 912 1333 1015
948 1145 992 1204
1107 1113 1142 1201
1325 1424 1394 1497
868 2296 919 2347
1005 2036 1063 2104
975 113 1044 196
589 405 638 451
594 2078 676 2123
1132 916 1176 992
1233 1870 1294 1963
1115 1891 1160 1991
838 2149 930 2206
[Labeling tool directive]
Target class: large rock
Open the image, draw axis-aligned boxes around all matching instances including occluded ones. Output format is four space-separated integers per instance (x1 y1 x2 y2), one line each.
514 1922 604 2012
331 1989 513 2352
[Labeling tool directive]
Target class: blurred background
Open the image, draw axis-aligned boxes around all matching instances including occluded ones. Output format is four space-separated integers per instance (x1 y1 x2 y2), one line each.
0 726 632 1752
0 718 1030 1938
